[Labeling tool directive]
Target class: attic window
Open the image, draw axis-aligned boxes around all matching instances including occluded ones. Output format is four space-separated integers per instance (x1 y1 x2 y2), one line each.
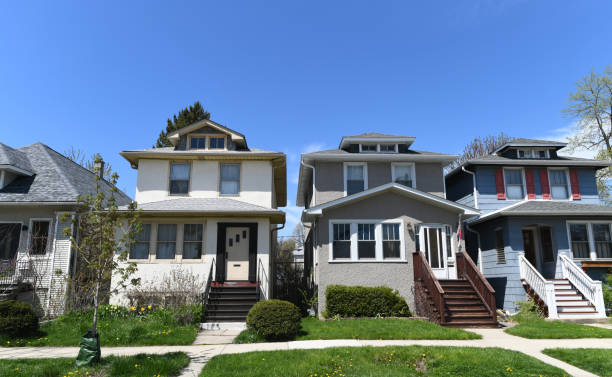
379 144 397 153
190 137 206 149
209 137 225 149
517 149 549 159
360 144 377 152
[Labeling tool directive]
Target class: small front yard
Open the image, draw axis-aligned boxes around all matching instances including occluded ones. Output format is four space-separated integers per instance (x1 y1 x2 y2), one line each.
200 346 567 377
0 352 190 377
234 317 480 343
543 348 612 377
505 318 612 339
0 305 200 347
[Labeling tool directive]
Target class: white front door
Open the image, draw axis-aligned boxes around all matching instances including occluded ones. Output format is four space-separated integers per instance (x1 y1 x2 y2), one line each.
418 225 450 279
226 227 250 281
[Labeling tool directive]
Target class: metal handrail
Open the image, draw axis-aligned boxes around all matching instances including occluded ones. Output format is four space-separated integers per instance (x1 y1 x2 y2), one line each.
201 257 216 323
256 258 268 301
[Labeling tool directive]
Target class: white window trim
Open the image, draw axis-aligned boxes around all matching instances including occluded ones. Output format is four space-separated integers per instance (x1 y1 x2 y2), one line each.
219 162 242 196
516 148 550 159
328 219 406 263
358 144 378 153
343 162 368 196
547 168 572 201
566 220 612 261
188 134 228 151
417 223 455 266
27 218 53 258
379 144 398 153
391 162 416 189
503 167 527 200
129 221 207 263
168 161 192 196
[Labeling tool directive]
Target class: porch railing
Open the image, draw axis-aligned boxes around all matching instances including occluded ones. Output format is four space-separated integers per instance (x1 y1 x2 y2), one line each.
201 257 216 323
519 254 558 318
456 252 496 316
256 257 268 301
560 255 606 317
594 241 612 259
571 241 590 259
413 251 446 325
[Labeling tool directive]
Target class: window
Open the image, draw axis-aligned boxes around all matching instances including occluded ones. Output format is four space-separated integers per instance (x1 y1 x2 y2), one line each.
592 224 612 259
379 144 396 153
220 163 240 195
345 164 366 195
156 224 177 259
130 224 151 259
540 226 554 262
0 223 21 260
392 164 414 188
30 220 50 255
382 223 401 259
504 169 524 199
445 225 453 260
495 229 506 264
360 144 377 152
569 224 590 259
357 224 376 259
536 150 548 159
190 137 206 149
549 169 569 199
332 223 351 259
209 137 225 149
517 149 549 159
518 149 528 158
183 224 203 259
169 163 190 195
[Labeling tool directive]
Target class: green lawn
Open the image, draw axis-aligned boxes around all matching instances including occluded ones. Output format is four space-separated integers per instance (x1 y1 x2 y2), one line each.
0 309 199 347
543 348 612 377
200 346 567 377
234 317 480 343
0 352 190 377
505 318 612 339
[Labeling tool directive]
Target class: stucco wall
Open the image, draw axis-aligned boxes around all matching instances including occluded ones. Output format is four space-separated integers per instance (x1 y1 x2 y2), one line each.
135 159 274 208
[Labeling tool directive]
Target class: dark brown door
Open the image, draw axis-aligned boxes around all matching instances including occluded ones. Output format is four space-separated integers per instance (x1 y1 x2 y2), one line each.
522 229 537 267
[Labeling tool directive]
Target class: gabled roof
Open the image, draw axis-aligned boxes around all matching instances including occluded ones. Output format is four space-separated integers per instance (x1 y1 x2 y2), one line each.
0 143 132 205
339 133 416 149
119 197 285 223
0 143 33 175
471 200 612 224
492 138 567 154
303 183 479 219
166 119 247 148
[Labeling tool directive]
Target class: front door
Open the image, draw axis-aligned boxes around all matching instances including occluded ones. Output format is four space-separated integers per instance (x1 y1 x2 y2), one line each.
522 229 538 268
419 225 449 279
225 227 250 281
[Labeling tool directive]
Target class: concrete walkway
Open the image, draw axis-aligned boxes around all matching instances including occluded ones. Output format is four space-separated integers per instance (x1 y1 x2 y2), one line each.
1 329 611 377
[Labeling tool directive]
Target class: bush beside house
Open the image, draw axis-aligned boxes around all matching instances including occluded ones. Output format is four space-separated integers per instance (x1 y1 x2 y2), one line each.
246 299 301 340
0 300 39 338
325 285 410 318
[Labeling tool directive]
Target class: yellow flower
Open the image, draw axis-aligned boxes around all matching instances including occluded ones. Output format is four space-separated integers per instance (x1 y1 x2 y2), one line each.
130 306 135 310
140 307 145 311
147 305 152 309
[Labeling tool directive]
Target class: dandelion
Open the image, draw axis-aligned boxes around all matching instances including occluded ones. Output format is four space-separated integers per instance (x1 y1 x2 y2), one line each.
130 306 135 310
140 307 145 311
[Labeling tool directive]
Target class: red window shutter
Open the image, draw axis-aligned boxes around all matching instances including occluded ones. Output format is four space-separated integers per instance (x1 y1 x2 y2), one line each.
495 168 506 200
540 169 551 199
570 169 581 200
525 169 536 199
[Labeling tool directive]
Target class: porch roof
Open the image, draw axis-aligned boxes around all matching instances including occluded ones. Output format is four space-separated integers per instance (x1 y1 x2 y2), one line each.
471 200 612 224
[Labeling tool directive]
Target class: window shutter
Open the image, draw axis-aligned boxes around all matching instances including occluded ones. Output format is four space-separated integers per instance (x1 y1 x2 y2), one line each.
494 168 506 199
525 169 536 199
570 169 581 200
540 169 551 199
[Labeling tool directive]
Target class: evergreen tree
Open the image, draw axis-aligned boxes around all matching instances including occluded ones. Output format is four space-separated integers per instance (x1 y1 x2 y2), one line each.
155 101 211 147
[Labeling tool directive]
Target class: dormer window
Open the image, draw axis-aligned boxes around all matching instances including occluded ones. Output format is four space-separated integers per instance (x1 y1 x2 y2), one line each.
190 137 206 149
360 144 377 152
209 137 225 149
379 144 397 153
358 144 398 153
188 135 227 150
517 148 549 159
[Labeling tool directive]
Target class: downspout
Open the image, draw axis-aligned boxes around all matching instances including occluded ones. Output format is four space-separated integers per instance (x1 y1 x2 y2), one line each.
461 166 479 209
301 160 316 206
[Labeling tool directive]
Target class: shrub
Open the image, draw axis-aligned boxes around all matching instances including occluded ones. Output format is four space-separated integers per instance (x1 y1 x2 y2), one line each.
171 304 202 325
512 299 544 323
325 285 411 318
602 273 612 316
0 300 39 337
246 299 301 340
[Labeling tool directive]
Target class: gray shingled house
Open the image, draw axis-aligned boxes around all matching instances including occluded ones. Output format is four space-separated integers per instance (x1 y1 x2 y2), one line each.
0 142 131 317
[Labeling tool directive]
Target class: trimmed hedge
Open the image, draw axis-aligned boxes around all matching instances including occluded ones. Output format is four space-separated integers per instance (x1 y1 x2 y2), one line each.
0 300 39 337
325 285 411 318
246 299 301 340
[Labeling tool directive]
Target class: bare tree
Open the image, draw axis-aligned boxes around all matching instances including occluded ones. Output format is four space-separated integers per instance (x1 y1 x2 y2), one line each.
448 133 514 170
292 223 305 249
64 147 113 181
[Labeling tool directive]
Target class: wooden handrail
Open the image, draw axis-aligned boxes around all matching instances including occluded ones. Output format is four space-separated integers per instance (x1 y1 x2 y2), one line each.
413 252 446 324
456 252 496 316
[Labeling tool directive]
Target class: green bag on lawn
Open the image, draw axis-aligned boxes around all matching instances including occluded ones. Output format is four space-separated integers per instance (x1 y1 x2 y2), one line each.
75 330 101 367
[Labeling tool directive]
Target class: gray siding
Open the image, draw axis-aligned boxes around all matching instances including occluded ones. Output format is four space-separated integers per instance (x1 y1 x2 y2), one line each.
415 162 445 197
314 161 344 206
446 170 475 208
368 162 391 188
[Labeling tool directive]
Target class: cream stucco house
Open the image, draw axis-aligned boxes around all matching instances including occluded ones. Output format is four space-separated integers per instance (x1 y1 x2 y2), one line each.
110 120 286 322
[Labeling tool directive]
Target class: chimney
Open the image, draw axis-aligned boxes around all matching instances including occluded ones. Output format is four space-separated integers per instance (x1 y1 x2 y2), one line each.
93 159 105 179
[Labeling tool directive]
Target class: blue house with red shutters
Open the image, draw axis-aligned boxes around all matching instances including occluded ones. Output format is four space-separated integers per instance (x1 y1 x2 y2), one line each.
446 139 610 319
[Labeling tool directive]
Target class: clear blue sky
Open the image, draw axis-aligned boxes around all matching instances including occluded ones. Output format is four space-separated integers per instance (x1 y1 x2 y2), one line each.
1 1 611 236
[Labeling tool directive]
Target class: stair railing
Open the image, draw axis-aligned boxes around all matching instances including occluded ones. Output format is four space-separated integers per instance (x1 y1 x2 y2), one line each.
413 252 446 325
456 252 496 318
256 258 268 301
560 255 606 317
201 257 216 323
518 255 558 318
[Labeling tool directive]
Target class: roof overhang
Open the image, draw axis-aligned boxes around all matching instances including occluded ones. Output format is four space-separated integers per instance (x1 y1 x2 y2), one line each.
0 164 34 176
492 141 567 154
302 182 479 220
470 201 612 225
166 119 247 148
339 136 416 149
134 209 285 224
446 158 612 178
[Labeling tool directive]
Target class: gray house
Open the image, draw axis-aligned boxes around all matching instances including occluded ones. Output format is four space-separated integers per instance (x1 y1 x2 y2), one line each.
297 133 499 326
0 142 131 317
446 139 609 319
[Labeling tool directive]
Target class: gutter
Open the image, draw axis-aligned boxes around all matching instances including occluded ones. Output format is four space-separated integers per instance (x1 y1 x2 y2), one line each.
301 160 316 206
0 201 80 206
461 166 479 209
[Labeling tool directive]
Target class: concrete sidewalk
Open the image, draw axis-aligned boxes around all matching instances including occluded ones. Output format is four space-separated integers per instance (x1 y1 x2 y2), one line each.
1 329 611 377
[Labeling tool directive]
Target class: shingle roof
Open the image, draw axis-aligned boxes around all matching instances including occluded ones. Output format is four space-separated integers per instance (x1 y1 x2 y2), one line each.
472 200 612 224
302 148 452 157
507 138 567 146
0 143 132 205
0 143 33 173
343 132 413 138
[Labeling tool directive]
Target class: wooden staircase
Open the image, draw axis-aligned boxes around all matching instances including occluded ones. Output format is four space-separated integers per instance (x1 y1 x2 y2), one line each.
439 279 498 327
204 283 258 322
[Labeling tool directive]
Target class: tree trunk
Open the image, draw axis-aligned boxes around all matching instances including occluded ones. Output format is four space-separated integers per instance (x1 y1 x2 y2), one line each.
92 280 99 335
